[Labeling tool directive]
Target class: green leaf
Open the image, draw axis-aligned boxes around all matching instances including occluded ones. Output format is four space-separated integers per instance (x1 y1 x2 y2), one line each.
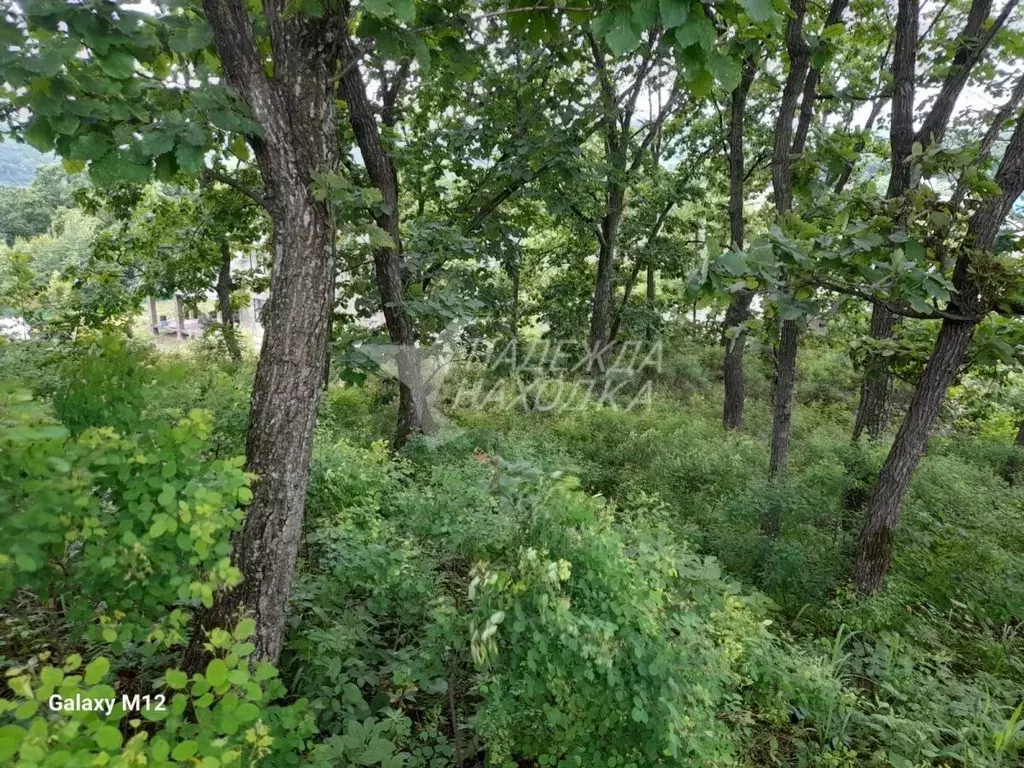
364 0 392 17
229 134 250 161
138 129 177 157
171 740 198 761
234 618 256 640
84 657 110 685
717 250 748 276
168 23 213 54
659 0 688 28
98 50 136 80
707 50 742 91
741 0 776 23
24 119 55 152
674 18 716 51
822 22 845 39
166 669 188 690
0 725 25 762
175 142 206 174
95 726 123 751
155 152 179 182
358 738 397 765
392 0 415 23
630 0 659 30
206 658 228 687
89 153 152 186
62 158 87 174
235 702 261 722
687 67 715 99
69 132 113 161
605 23 640 56
407 34 431 75
14 552 37 572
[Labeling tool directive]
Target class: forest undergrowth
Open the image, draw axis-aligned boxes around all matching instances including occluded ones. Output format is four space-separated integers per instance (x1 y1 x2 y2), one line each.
4 332 1020 767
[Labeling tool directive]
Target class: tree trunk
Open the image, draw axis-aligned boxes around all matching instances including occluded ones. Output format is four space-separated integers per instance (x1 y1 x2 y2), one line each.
722 58 757 431
764 319 800 535
588 185 625 376
216 240 242 363
851 319 975 592
722 293 754 430
645 262 655 340
337 24 431 446
852 306 899 439
609 200 674 343
852 111 1024 595
853 0 918 440
854 0 1010 441
183 0 339 666
769 320 800 480
763 0 809 493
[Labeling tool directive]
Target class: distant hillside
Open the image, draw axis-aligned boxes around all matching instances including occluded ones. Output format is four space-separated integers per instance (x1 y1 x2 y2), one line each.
0 141 53 187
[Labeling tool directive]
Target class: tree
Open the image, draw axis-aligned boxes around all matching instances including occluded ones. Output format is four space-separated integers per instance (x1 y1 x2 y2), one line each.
852 0 1021 440
1 0 340 661
721 57 758 430
0 164 82 245
81 169 267 362
334 9 435 444
852 111 1024 594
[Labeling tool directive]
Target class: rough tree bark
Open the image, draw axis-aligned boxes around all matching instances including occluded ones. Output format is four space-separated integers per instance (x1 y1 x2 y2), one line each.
852 0 918 440
722 57 757 431
791 0 849 157
765 0 810 493
588 184 626 375
337 25 432 445
852 305 899 439
184 0 339 665
216 240 242 363
854 0 1015 440
852 113 1024 594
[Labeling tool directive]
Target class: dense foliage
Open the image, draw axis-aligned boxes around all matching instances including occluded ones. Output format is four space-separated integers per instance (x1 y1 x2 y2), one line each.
3 337 1024 765
3 0 1024 764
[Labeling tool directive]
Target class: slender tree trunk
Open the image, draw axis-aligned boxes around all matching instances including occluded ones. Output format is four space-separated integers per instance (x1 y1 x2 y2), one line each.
337 26 431 445
764 0 809 497
609 200 674 343
854 0 1012 441
855 0 917 441
851 319 975 591
722 58 757 431
645 262 655 340
216 241 242 363
852 112 1024 594
852 307 899 439
722 293 754 429
769 320 800 480
183 0 339 666
588 186 625 376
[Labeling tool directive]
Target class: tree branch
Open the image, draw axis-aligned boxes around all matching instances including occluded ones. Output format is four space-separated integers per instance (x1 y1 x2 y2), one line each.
202 168 268 209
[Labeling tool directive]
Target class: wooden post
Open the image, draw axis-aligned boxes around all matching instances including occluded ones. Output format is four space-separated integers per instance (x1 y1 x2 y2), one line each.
175 295 185 339
149 297 158 334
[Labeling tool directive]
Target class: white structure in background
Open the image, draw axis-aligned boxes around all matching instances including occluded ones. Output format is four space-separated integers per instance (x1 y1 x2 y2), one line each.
0 317 30 340
147 252 269 348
